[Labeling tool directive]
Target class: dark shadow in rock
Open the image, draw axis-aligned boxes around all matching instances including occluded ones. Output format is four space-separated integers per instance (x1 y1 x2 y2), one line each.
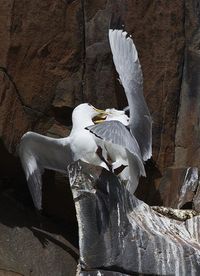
52 106 73 126
0 190 78 255
0 189 78 275
181 201 193 209
0 139 79 249
80 270 157 276
31 227 79 260
135 158 163 206
95 170 123 234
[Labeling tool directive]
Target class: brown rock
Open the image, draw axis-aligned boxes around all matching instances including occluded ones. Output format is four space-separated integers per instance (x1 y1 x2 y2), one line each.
1 1 200 273
158 167 198 209
6 0 83 112
175 1 200 168
45 123 71 138
137 166 200 209
0 270 23 276
0 1 84 154
122 1 185 172
0 1 12 66
0 70 30 152
83 1 185 173
0 1 186 173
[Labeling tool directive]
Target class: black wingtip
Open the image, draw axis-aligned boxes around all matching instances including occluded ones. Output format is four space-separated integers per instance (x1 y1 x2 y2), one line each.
109 14 124 30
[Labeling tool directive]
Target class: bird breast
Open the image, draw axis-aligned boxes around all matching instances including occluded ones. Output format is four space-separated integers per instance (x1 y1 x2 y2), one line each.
70 129 97 161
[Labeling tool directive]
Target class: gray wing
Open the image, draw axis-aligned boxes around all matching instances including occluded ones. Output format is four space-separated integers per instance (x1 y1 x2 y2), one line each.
19 131 73 210
86 121 145 177
109 29 152 161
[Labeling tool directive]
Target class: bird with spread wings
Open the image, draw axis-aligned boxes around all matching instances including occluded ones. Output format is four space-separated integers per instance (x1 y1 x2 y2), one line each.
87 24 152 194
19 21 152 209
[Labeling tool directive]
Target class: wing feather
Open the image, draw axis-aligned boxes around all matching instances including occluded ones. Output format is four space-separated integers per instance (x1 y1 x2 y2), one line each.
86 121 145 177
109 29 152 161
19 131 73 210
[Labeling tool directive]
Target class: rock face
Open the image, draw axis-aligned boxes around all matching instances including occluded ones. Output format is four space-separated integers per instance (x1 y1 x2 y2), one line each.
175 1 200 168
157 167 199 209
1 1 200 275
0 191 78 276
0 0 195 206
69 161 200 275
0 0 185 172
0 0 190 218
0 70 30 152
136 166 200 210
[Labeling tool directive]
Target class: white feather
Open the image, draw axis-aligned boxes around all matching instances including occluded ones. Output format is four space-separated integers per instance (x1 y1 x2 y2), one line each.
109 28 152 161
19 103 108 210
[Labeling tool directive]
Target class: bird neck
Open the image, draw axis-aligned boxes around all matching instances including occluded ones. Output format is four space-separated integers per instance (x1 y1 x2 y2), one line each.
72 112 93 132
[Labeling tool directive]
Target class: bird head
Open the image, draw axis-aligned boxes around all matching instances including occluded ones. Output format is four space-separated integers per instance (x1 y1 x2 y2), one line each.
72 103 108 125
92 106 108 124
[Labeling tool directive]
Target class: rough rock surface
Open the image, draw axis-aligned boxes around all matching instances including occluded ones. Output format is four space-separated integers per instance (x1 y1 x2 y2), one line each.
0 0 191 211
0 70 30 152
0 0 185 172
175 1 200 168
0 0 189 228
80 271 130 276
0 191 78 276
69 161 200 275
136 166 200 209
157 167 199 209
1 1 200 275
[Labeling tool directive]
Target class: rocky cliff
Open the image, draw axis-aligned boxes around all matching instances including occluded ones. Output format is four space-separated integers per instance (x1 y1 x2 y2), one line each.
69 161 200 275
0 1 200 275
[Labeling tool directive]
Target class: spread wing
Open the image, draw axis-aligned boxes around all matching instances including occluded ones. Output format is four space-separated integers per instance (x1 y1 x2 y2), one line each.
19 131 73 210
86 121 145 177
109 28 152 161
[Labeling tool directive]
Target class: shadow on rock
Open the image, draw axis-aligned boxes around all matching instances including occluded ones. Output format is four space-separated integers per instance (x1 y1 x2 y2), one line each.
0 140 79 276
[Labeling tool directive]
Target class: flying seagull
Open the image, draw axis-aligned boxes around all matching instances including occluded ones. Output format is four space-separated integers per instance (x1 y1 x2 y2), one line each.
19 103 108 210
86 27 152 193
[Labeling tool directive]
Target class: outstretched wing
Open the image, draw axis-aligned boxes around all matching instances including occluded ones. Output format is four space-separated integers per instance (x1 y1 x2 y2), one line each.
86 121 145 177
109 28 152 161
19 131 73 210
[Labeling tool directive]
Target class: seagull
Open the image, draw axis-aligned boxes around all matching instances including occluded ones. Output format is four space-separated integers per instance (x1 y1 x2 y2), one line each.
95 108 130 180
103 108 130 180
19 103 108 210
86 27 152 193
19 24 152 207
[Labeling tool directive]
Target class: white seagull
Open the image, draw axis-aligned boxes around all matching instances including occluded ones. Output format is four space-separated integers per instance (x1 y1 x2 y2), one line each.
87 27 152 193
19 103 108 210
19 25 152 207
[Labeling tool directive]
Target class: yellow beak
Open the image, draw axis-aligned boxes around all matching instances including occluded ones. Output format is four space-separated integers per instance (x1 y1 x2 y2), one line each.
94 107 107 113
94 119 105 124
93 108 108 124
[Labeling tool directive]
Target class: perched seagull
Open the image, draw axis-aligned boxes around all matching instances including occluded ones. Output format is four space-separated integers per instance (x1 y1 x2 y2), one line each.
104 108 130 180
95 108 130 180
19 103 108 210
87 27 152 193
